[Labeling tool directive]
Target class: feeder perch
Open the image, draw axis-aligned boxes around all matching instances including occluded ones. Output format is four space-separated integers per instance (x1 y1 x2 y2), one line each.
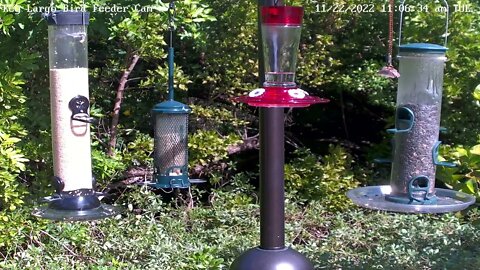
348 3 475 213
235 6 328 107
32 11 120 221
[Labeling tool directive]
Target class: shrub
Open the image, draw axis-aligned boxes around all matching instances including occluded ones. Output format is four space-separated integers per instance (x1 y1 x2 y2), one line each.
285 145 360 210
436 142 480 198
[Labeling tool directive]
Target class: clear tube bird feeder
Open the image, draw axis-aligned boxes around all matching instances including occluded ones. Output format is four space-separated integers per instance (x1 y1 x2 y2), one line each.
347 0 475 213
235 6 328 107
33 11 119 221
387 43 448 204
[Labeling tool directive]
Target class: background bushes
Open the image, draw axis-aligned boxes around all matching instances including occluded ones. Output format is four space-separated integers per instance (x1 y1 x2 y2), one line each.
1 0 480 269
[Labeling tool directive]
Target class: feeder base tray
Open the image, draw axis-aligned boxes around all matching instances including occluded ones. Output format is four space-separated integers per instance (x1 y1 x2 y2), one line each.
230 247 313 270
32 204 122 221
347 185 475 213
140 178 207 189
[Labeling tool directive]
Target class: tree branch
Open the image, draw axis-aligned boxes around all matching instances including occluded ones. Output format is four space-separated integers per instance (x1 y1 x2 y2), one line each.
107 54 140 156
226 136 259 155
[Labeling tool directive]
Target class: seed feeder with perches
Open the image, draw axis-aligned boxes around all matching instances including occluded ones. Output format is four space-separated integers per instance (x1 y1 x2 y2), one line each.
32 11 121 221
348 0 475 213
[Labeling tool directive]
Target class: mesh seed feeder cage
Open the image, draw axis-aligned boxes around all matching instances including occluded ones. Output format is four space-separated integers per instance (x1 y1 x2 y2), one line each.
151 100 191 189
32 11 120 221
235 6 329 107
348 0 475 213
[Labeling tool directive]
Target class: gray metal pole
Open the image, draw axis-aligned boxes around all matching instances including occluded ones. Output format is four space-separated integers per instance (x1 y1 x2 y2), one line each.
258 0 285 250
230 1 314 268
259 108 285 249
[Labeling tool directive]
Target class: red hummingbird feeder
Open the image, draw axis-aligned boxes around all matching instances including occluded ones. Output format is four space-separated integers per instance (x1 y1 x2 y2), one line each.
235 6 328 107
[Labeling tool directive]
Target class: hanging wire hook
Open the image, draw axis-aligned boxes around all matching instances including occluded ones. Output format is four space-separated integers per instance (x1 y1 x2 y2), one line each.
378 0 400 78
168 0 176 48
398 0 449 47
167 0 176 100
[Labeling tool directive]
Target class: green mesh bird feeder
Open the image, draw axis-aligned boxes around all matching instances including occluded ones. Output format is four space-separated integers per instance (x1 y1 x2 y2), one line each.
152 100 191 189
150 1 192 189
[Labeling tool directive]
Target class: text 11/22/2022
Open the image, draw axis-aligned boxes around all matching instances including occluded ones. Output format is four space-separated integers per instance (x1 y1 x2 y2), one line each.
315 3 475 13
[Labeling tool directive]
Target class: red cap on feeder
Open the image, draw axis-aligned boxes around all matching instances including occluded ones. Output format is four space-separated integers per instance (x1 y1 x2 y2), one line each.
235 6 329 108
261 6 303 25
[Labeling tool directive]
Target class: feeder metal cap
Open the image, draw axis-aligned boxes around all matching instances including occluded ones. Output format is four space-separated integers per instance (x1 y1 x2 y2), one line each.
46 11 90 25
152 100 191 114
399 43 447 54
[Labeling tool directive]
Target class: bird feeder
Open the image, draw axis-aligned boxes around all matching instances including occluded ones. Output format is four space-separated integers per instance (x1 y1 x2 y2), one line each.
146 1 203 189
348 1 475 213
151 100 191 189
235 6 328 107
231 3 316 270
32 11 119 221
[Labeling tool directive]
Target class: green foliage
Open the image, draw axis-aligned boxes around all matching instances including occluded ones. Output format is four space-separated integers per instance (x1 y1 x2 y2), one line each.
188 130 241 167
91 148 126 186
0 1 30 222
2 201 480 269
285 146 360 210
190 104 249 132
122 133 154 167
301 203 480 269
0 132 28 212
437 143 480 197
140 63 191 93
208 172 257 208
0 208 46 254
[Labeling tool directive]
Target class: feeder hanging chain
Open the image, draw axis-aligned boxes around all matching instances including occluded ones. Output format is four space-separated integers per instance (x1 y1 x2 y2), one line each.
387 0 394 65
167 0 176 100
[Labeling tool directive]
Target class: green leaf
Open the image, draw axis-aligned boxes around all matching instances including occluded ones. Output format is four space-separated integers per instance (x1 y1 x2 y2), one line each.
470 145 480 156
474 84 480 101
465 179 477 194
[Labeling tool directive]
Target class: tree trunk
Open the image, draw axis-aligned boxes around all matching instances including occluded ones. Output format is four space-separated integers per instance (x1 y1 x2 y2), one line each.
107 54 140 156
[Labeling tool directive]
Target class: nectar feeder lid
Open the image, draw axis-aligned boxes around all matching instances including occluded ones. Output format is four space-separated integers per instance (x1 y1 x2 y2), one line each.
261 6 303 25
